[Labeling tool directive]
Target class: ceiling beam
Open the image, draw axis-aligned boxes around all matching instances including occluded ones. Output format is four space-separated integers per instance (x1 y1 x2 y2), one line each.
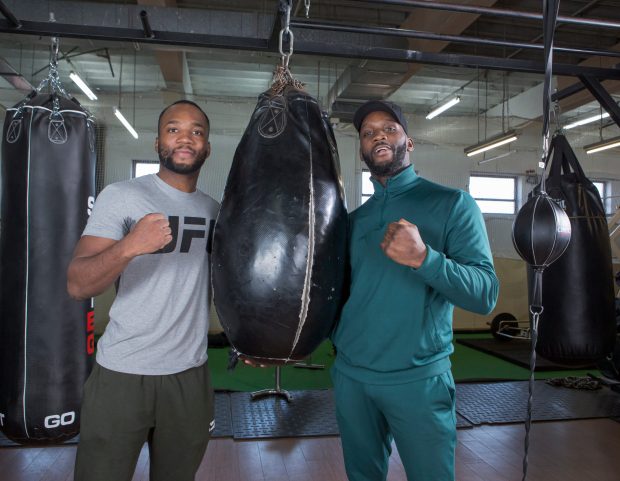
579 75 620 128
324 0 501 114
399 0 499 86
137 0 193 95
1 1 619 80
555 41 620 114
0 55 34 92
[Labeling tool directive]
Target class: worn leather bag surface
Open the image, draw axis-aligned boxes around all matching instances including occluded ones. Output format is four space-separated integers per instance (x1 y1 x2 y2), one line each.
0 93 95 444
528 134 615 365
212 86 347 363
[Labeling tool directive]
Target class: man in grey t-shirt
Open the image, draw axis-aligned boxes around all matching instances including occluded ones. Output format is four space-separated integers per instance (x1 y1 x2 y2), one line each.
68 100 219 481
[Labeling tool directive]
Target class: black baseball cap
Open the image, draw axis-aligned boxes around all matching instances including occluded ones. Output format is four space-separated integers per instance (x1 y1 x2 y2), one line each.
353 100 408 135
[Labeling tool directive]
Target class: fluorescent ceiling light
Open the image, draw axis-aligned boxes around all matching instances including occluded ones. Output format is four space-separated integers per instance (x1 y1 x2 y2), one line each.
564 111 609 130
426 96 460 120
114 107 139 139
584 136 620 154
464 131 518 157
69 71 97 101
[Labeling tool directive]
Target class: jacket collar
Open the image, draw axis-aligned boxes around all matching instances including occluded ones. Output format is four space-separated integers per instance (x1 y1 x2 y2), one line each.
370 165 419 197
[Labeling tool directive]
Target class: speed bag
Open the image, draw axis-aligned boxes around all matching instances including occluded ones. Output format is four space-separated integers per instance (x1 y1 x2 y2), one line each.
0 93 96 444
212 86 347 364
527 134 615 365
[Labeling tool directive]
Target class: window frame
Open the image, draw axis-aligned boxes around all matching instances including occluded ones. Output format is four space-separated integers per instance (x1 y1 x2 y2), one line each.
132 159 159 179
469 174 517 215
592 180 609 214
360 169 373 205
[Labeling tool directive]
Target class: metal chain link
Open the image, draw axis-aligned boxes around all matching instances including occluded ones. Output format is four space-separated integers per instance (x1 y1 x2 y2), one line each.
33 37 96 125
278 28 294 68
269 64 304 96
272 1 304 94
36 37 71 101
278 1 293 67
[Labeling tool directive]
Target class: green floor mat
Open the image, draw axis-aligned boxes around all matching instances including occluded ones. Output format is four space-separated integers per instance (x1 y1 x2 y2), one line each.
456 337 596 371
209 334 599 392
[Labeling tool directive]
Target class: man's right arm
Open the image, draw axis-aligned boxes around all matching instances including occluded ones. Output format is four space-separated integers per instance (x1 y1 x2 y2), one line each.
67 213 172 300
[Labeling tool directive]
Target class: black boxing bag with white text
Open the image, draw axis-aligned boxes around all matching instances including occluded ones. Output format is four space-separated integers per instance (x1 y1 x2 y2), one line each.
0 92 96 444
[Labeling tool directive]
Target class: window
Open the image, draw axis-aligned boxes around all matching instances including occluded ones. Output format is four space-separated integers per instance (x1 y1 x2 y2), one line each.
469 175 516 214
593 181 609 214
593 181 605 201
361 170 373 204
133 160 159 178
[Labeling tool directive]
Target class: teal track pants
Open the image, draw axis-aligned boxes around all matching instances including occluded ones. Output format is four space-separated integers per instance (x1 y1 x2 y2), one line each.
332 368 456 481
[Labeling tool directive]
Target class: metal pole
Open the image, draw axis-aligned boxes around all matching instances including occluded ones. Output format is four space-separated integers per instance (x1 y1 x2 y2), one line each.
0 1 21 29
275 365 283 391
250 366 293 402
358 0 620 30
139 10 154 39
291 20 620 59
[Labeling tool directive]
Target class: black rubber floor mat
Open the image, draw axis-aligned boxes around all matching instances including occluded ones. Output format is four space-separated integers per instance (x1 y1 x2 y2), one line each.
212 391 233 438
228 389 472 439
229 389 339 439
456 380 620 425
456 338 595 370
456 413 473 429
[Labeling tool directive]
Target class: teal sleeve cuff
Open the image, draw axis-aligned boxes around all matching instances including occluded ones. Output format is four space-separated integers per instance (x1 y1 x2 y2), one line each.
411 243 443 279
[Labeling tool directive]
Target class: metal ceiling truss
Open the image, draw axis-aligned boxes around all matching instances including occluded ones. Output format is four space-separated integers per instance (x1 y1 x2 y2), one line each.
578 75 620 128
361 0 620 30
291 19 620 60
0 0 619 80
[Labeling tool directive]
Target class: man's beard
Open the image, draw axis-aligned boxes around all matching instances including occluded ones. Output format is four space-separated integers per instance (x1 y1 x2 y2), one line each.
159 146 208 175
361 140 409 178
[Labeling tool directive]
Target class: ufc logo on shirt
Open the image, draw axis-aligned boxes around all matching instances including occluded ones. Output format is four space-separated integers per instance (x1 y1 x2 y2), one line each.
155 216 215 254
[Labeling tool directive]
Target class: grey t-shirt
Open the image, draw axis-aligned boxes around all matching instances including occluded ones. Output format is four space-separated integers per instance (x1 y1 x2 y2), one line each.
83 174 219 375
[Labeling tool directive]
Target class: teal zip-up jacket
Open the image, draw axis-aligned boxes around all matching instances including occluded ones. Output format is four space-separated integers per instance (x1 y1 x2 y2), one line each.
332 166 499 384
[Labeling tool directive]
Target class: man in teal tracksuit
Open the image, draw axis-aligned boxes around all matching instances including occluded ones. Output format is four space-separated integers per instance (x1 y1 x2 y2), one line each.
331 100 499 481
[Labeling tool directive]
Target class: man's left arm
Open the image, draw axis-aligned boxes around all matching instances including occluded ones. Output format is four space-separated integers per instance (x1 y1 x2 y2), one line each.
381 191 499 314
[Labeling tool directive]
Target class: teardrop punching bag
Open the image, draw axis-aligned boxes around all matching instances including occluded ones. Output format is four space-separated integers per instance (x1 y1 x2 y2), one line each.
0 85 96 443
212 68 347 364
527 134 616 365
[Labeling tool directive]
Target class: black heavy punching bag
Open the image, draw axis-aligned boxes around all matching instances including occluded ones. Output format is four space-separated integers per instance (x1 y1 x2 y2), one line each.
212 69 347 364
0 78 96 442
528 134 615 365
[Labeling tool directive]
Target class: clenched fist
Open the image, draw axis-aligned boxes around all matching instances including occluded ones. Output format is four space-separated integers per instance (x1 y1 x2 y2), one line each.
380 218 427 268
125 213 173 256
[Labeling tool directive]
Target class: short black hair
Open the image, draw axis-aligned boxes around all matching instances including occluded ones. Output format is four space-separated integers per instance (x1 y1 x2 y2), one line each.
157 99 210 134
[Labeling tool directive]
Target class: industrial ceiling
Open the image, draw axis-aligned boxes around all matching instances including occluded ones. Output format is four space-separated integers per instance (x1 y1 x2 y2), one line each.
0 0 617 139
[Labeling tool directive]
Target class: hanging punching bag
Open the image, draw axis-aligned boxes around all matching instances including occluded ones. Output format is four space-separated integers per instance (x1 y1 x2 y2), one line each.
0 88 96 444
212 68 347 364
528 134 615 365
